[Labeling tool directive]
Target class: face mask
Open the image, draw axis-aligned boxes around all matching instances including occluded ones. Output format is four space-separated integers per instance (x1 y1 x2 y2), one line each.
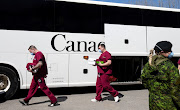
168 52 174 59
98 49 102 53
30 53 35 55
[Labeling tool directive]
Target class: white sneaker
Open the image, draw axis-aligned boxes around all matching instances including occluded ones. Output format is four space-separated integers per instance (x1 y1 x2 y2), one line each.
114 96 119 102
91 98 99 102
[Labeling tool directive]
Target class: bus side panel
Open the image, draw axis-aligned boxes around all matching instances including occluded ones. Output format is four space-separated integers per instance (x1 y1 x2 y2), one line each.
69 54 99 87
0 30 104 88
46 54 69 87
147 26 180 57
105 24 147 56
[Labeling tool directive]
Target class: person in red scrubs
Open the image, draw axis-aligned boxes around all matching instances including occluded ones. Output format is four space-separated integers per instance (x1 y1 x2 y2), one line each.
19 45 59 107
91 43 119 102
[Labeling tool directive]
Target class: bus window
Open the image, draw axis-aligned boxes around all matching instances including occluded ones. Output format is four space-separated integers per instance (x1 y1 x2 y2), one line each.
0 0 54 32
54 1 103 34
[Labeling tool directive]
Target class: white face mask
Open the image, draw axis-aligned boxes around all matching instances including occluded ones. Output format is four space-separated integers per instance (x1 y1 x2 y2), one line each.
29 49 35 55
168 52 174 59
98 49 102 53
30 53 35 55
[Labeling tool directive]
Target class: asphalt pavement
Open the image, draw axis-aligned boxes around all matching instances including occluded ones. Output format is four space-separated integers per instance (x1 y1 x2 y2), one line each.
0 85 149 110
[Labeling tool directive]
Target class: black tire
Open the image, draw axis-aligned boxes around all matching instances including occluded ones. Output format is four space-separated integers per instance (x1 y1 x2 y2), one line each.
0 66 19 100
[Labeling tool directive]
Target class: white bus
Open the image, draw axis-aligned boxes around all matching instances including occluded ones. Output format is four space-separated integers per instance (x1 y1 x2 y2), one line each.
0 0 180 99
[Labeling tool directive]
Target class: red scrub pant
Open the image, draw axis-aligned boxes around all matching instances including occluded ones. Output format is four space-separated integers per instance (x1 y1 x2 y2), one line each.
24 76 57 103
95 74 119 101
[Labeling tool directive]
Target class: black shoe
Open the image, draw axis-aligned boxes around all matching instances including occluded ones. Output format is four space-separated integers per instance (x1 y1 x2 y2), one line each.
48 101 59 107
19 100 29 106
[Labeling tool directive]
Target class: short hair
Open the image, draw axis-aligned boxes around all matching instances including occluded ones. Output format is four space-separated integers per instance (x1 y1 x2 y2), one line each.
28 45 37 50
98 42 106 49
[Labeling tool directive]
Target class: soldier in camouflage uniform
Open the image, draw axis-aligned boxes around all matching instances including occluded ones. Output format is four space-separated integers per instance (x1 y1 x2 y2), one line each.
141 41 180 110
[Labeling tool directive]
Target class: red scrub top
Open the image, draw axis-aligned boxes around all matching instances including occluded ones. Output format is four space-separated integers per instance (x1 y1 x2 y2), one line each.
33 51 48 77
97 51 112 75
178 59 180 65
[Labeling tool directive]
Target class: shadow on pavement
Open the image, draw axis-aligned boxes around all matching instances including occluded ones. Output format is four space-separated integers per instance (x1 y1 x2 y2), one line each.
28 100 50 105
57 96 68 102
27 96 67 106
1 84 145 103
0 91 6 103
102 93 124 101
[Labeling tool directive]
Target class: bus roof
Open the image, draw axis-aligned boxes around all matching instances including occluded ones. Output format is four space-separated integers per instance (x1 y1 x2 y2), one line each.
56 0 180 12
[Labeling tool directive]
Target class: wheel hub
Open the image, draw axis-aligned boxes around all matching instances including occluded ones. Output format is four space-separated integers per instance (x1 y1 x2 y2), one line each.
0 74 8 90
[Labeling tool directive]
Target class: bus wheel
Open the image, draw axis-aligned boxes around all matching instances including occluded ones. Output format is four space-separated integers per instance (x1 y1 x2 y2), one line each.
0 66 19 100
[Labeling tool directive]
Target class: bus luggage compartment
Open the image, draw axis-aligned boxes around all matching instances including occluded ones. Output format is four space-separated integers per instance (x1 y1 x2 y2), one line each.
111 56 145 83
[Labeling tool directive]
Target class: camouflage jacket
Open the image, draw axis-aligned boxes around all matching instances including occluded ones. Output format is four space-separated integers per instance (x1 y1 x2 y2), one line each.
141 55 179 110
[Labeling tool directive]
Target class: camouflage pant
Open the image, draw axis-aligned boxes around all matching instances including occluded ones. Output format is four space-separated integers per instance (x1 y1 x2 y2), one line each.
171 86 180 109
149 92 177 110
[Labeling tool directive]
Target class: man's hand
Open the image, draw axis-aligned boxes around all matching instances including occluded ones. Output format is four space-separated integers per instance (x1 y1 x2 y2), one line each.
178 65 180 70
97 60 111 67
28 67 36 73
98 62 103 66
28 67 33 72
